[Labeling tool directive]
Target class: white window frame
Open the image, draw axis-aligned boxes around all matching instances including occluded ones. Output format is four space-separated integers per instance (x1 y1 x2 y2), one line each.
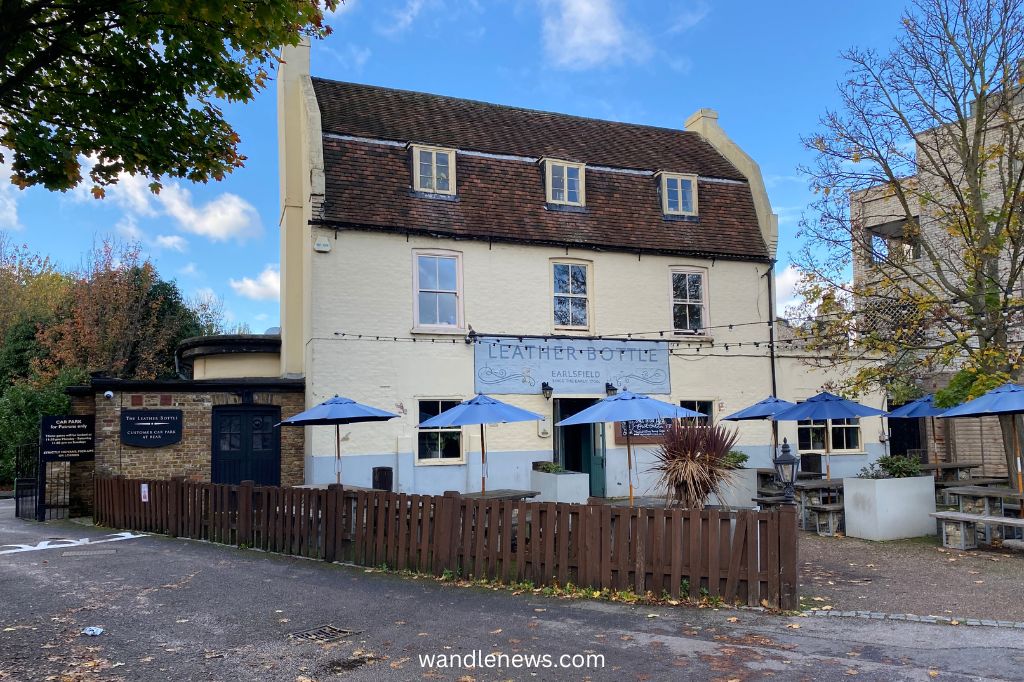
412 249 465 333
679 399 714 426
669 267 708 335
411 144 457 195
543 158 586 206
658 172 698 216
415 397 466 465
797 416 863 454
551 260 592 331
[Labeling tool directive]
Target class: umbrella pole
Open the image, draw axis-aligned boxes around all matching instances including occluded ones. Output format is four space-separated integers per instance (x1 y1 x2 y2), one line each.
627 423 634 508
825 433 831 481
1014 418 1023 518
335 424 341 486
480 423 487 495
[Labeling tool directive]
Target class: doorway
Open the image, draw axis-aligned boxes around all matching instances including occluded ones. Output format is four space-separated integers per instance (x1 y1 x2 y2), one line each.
887 410 923 459
211 405 281 486
554 398 606 497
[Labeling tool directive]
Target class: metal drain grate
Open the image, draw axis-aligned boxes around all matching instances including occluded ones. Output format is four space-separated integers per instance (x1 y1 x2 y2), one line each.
288 625 358 644
62 549 117 557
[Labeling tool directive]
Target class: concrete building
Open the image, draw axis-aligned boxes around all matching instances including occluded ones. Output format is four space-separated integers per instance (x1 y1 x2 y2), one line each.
276 42 885 497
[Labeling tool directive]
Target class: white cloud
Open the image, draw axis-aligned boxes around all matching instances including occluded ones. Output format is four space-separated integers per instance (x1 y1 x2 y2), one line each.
775 264 803 314
154 234 188 252
0 149 21 231
229 265 280 301
668 2 709 33
540 0 651 70
109 173 159 217
379 0 425 35
178 262 199 277
322 44 372 72
325 0 357 16
159 185 261 242
115 215 145 241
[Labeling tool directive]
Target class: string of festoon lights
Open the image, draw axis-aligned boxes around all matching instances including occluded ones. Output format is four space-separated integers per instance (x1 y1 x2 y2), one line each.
328 329 815 357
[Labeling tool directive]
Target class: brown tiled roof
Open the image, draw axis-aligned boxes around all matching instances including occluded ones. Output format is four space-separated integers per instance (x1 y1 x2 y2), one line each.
311 79 769 261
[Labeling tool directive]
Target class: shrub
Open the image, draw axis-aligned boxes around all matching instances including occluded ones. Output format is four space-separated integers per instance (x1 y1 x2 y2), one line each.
723 450 749 469
650 421 739 509
535 461 565 474
877 454 922 478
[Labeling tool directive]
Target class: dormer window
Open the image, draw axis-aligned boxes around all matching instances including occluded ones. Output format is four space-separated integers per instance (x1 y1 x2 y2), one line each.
411 145 456 195
659 172 698 216
543 159 585 206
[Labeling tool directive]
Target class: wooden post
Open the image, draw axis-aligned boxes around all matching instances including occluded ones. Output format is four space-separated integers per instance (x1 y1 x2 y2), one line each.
778 504 799 610
238 480 254 548
169 476 184 538
325 483 343 563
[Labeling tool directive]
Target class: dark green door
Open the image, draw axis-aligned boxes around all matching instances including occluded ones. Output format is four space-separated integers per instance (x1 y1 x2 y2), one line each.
554 399 605 498
212 406 281 486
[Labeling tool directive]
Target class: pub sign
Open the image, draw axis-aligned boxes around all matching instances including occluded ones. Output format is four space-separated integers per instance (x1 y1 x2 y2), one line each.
121 410 183 448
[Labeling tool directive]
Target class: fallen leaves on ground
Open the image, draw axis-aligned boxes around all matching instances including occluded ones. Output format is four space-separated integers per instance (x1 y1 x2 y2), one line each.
785 623 801 629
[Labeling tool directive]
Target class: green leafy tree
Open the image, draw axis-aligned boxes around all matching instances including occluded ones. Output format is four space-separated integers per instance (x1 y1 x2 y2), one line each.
0 369 87 483
1 0 336 194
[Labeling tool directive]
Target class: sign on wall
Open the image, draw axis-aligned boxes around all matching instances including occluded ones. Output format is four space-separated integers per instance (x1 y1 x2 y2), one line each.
474 337 671 395
120 410 183 448
40 416 95 462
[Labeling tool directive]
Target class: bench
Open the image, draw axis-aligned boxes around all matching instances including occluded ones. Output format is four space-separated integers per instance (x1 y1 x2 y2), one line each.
935 478 1008 504
931 511 1024 550
806 503 844 536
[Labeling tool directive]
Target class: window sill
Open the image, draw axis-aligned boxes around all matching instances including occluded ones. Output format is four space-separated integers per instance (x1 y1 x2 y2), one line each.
415 458 466 467
663 213 700 223
411 326 467 336
671 332 714 343
410 190 458 201
553 327 593 335
545 203 587 213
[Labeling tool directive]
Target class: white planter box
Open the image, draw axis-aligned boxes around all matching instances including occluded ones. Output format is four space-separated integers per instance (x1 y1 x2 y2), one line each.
531 470 590 504
708 467 758 509
843 476 936 541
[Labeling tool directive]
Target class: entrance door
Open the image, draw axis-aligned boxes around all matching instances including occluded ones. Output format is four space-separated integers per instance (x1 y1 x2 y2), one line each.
212 406 281 486
554 399 605 498
887 410 923 459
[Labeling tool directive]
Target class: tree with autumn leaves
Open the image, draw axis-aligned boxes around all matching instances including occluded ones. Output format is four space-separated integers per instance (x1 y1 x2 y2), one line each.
0 236 234 482
794 0 1024 477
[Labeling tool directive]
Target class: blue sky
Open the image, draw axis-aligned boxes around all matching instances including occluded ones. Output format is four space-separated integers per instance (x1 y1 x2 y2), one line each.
0 0 908 330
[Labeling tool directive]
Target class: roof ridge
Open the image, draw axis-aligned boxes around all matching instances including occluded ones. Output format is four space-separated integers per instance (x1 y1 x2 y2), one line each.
310 76 703 139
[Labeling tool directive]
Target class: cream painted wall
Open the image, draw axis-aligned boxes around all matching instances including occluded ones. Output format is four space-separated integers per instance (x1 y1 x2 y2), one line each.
301 228 885 487
192 354 282 380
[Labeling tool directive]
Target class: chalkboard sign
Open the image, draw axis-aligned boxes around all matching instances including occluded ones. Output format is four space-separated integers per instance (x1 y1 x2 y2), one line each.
40 415 95 462
121 410 183 448
614 419 669 445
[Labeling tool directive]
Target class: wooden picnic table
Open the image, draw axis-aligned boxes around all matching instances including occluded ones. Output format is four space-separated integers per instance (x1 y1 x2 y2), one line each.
751 495 790 509
944 485 1024 543
793 479 844 530
919 462 979 482
462 489 540 502
756 468 824 481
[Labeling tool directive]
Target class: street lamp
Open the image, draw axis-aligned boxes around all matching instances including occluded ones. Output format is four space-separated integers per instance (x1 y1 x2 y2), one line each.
774 438 799 504
605 382 618 396
541 382 554 400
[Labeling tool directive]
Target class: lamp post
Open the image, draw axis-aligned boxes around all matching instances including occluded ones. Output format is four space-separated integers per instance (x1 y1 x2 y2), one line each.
774 438 799 504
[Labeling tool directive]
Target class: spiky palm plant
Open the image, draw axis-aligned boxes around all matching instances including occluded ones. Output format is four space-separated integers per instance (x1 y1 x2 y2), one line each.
650 420 740 509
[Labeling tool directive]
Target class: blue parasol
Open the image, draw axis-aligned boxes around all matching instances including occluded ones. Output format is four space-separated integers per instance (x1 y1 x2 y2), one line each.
556 391 705 506
279 395 399 485
419 394 543 494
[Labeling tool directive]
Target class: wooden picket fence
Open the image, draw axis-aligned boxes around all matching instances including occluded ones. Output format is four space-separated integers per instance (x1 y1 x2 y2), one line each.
94 476 798 609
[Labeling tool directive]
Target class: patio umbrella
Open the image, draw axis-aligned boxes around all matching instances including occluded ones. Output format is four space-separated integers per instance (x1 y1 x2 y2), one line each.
722 395 796 470
885 394 947 467
555 391 704 506
772 392 886 480
941 383 1024 498
278 395 399 485
418 394 543 495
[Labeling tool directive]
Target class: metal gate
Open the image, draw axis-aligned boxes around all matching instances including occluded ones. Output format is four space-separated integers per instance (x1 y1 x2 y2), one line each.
14 444 70 521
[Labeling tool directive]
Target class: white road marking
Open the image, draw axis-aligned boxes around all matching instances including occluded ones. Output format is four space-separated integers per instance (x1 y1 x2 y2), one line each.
0 532 146 555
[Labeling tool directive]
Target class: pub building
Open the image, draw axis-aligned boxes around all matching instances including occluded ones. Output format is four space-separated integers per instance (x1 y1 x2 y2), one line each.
58 45 886 513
